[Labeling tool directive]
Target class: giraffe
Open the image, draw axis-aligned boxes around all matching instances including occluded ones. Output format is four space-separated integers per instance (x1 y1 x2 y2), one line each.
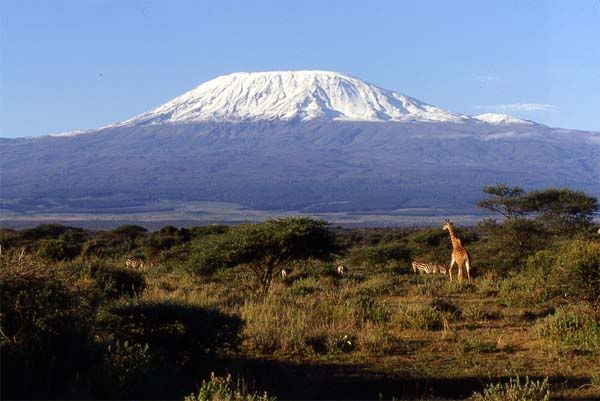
442 219 472 283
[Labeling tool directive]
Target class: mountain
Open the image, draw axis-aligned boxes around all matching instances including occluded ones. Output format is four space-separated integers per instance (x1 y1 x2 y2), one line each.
112 71 470 125
1 71 599 220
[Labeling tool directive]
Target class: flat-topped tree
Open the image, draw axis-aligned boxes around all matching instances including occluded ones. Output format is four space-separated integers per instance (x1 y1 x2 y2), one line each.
192 217 336 295
477 184 526 219
521 188 598 232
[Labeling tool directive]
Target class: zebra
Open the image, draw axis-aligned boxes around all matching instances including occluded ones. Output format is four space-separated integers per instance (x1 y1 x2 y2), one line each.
125 258 145 269
411 261 448 275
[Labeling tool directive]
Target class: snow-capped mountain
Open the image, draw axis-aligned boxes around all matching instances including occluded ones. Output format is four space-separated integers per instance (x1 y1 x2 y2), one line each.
474 113 534 125
1 71 598 219
117 71 470 126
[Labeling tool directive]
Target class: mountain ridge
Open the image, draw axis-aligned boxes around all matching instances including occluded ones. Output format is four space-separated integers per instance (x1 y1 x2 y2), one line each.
1 71 598 220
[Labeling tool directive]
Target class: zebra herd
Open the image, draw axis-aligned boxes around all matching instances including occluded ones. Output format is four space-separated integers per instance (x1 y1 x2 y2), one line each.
127 257 446 277
411 261 448 275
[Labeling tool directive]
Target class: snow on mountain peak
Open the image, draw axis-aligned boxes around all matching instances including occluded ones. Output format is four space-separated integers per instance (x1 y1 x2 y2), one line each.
474 113 534 125
120 70 470 125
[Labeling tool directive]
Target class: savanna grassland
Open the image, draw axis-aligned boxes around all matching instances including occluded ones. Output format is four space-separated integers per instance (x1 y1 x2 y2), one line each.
1 187 600 401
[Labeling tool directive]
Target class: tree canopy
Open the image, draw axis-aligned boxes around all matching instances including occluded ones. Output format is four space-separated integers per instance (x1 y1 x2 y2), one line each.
477 184 525 219
191 217 337 294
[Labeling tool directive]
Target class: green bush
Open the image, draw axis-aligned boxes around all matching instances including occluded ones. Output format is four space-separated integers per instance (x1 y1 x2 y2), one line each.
497 273 555 307
548 240 600 317
472 218 547 275
536 304 600 353
289 277 322 297
347 241 411 268
91 264 146 299
103 340 156 396
185 373 275 401
0 253 98 399
354 295 392 324
470 377 550 401
520 239 600 316
394 304 443 330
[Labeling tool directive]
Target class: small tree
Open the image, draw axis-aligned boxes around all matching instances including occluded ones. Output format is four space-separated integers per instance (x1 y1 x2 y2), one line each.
112 225 148 251
192 217 336 295
477 184 525 219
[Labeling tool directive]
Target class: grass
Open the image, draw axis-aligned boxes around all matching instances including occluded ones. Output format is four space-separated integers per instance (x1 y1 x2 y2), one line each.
216 263 598 398
3 230 600 400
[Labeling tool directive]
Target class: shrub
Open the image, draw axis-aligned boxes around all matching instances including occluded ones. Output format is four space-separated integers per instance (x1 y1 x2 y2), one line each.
470 377 550 401
394 304 443 330
548 240 600 317
289 277 322 297
472 218 547 275
0 250 98 399
37 238 69 260
185 373 275 401
103 340 156 396
91 265 146 299
462 304 502 322
354 274 397 297
99 300 243 360
535 304 600 353
346 241 411 268
354 295 392 324
497 273 555 307
429 297 461 319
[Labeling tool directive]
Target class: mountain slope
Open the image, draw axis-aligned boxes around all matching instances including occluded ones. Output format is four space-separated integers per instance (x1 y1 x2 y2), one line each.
1 71 599 217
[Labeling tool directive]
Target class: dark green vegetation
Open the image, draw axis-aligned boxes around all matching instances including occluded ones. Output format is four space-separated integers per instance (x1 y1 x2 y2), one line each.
1 187 599 400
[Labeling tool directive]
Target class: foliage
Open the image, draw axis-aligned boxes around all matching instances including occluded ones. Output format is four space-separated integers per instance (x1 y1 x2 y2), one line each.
472 218 546 275
521 188 598 232
346 241 411 268
37 238 73 260
191 217 336 294
0 250 98 399
353 295 392 324
536 304 600 353
112 224 149 237
185 373 275 401
394 304 443 330
91 264 147 299
477 184 526 219
470 377 550 401
527 239 600 317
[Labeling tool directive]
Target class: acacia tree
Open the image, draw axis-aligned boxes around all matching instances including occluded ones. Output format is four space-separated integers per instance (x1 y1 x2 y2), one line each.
192 217 336 295
477 184 526 219
521 188 598 232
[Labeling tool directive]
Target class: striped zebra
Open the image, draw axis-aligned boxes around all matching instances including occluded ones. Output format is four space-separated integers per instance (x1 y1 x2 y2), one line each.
125 258 145 269
411 261 448 275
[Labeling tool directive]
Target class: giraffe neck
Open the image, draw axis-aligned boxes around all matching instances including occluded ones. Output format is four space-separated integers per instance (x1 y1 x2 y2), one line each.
447 226 462 249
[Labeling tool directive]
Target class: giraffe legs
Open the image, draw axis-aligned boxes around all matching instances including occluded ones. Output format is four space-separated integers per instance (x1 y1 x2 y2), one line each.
465 258 472 282
448 257 456 282
457 261 464 284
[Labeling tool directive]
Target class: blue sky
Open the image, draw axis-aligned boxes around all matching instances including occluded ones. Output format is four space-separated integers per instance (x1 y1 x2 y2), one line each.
1 0 599 137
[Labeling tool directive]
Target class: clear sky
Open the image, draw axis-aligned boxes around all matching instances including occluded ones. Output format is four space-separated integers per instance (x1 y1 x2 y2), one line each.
1 0 599 137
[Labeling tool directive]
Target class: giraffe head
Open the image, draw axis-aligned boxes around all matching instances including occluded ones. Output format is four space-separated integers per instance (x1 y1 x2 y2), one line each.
442 219 453 231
